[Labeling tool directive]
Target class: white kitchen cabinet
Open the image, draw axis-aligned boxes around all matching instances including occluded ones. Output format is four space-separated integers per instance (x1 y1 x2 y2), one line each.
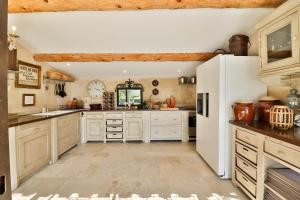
255 1 300 75
125 117 143 141
86 119 105 141
150 112 183 141
57 113 80 156
16 120 51 181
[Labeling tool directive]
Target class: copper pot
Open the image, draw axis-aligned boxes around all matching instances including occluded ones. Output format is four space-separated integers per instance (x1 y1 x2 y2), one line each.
232 102 256 123
257 96 281 123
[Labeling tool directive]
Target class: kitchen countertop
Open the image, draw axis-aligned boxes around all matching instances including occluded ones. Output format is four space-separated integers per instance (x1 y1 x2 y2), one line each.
82 108 195 112
8 110 82 128
230 120 300 147
8 108 195 128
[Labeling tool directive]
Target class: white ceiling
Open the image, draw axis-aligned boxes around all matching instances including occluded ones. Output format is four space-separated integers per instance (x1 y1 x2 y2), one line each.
8 8 272 78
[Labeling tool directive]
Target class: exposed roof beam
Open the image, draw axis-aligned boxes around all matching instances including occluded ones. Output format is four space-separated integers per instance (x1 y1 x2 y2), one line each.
33 53 218 62
9 0 286 13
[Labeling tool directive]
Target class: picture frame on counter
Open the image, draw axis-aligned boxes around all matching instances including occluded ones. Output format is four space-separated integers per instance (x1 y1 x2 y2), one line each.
16 60 41 89
22 94 36 106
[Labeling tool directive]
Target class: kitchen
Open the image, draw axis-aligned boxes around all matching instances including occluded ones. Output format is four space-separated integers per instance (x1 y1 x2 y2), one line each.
1 0 300 200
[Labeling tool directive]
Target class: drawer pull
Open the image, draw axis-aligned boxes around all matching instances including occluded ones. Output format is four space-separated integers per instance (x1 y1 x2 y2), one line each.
34 128 41 132
277 150 285 155
243 147 249 151
242 176 248 182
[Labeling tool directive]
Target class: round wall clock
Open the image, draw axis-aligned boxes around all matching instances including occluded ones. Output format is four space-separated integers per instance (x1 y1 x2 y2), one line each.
87 80 106 98
152 88 159 95
152 80 159 86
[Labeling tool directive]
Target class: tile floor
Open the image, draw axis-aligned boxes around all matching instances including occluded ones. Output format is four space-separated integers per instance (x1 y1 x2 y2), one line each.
13 142 247 200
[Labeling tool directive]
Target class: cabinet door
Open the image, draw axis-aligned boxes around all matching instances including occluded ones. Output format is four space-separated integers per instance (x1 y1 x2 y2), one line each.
126 118 143 140
86 119 104 141
57 114 80 155
260 12 299 72
17 128 51 180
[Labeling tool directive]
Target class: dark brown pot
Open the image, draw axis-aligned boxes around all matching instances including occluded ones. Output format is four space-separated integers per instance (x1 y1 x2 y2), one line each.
232 102 256 123
257 100 281 123
229 34 250 56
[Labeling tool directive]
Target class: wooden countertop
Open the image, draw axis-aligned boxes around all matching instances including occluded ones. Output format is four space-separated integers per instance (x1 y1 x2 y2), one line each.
230 120 300 147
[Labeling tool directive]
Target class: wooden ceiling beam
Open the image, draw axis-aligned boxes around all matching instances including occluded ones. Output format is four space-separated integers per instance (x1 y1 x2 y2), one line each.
9 0 286 13
33 53 218 62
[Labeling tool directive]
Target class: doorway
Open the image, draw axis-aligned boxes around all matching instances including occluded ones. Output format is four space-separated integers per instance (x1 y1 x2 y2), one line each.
0 0 12 199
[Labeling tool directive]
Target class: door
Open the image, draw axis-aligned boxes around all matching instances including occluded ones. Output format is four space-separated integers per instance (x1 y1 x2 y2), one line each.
196 55 224 177
86 119 104 141
0 0 11 199
126 118 143 140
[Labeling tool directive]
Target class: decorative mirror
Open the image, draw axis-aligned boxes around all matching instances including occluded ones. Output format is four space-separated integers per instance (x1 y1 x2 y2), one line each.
116 79 144 107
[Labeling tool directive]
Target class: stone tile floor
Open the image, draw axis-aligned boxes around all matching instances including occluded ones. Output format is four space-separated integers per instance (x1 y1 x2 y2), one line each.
13 142 248 200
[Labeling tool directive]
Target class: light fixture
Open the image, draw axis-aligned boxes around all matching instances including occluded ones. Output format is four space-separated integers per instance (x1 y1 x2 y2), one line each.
8 25 20 51
123 70 127 74
67 63 71 66
177 69 181 73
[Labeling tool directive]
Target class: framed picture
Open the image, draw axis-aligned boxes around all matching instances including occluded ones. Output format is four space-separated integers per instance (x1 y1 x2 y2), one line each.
16 60 41 89
22 94 36 106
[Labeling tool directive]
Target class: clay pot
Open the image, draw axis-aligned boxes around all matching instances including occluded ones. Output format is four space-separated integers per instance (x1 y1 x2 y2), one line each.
232 102 256 123
166 96 176 108
257 96 281 123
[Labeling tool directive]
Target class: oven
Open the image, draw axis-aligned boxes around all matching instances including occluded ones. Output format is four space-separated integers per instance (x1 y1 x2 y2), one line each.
188 111 196 140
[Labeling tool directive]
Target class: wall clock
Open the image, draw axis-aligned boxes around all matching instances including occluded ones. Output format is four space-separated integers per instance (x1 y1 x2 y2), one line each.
87 80 106 98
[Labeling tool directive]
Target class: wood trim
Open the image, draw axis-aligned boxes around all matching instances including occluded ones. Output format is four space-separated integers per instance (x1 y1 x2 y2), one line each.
33 53 217 62
15 60 41 89
22 94 36 107
0 0 12 199
8 0 286 13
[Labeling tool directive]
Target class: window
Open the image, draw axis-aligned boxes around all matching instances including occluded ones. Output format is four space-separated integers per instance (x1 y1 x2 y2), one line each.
116 79 144 107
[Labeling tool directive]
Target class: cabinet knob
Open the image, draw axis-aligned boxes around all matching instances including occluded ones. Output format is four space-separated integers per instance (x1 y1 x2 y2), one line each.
293 36 297 41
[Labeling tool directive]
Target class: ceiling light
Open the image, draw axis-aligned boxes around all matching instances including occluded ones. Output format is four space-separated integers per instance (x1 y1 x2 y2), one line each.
67 63 71 66
177 69 181 73
123 70 127 74
11 26 17 34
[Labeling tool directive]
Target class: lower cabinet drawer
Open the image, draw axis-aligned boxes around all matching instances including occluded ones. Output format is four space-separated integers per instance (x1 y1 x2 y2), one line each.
106 113 123 119
236 128 258 147
264 139 300 168
106 133 123 139
236 156 257 181
151 126 181 140
106 119 123 125
236 169 256 197
106 126 123 132
236 142 257 164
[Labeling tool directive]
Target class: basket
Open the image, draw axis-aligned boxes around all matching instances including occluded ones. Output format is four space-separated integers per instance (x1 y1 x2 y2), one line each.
89 104 102 111
229 34 250 56
269 105 294 130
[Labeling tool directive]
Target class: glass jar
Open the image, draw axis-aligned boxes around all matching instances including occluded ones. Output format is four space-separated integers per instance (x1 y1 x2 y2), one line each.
287 89 300 109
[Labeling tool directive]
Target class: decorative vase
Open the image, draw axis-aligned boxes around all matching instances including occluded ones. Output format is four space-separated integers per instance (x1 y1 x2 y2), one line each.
232 102 256 123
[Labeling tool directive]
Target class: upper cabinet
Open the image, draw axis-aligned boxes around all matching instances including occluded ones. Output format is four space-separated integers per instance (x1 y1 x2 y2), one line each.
256 1 300 76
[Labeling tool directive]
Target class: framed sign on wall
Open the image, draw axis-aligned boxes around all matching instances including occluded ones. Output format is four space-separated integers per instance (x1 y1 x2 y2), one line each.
16 60 41 89
22 94 36 106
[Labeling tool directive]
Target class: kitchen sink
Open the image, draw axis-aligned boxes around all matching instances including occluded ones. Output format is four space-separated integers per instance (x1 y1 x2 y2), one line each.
32 110 77 116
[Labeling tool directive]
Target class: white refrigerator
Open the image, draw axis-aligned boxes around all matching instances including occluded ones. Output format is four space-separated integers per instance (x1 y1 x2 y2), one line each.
196 55 267 179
